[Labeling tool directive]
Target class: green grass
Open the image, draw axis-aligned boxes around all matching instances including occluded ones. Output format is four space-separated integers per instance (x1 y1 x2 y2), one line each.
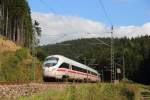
0 48 42 82
17 83 141 100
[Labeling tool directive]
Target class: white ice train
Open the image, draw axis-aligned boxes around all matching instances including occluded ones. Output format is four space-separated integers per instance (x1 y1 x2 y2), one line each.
42 55 101 82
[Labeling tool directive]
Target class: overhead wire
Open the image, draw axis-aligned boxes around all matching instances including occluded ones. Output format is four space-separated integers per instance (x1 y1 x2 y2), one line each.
39 0 114 43
97 0 117 82
39 0 56 13
38 0 76 43
84 0 113 46
97 0 113 26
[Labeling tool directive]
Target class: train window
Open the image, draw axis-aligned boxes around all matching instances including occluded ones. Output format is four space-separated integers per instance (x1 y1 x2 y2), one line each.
72 65 87 73
80 68 83 72
84 69 87 73
72 65 80 72
90 71 97 76
45 57 59 62
44 57 59 67
72 65 77 71
59 63 69 69
89 71 91 74
44 63 56 67
78 67 82 72
81 68 87 73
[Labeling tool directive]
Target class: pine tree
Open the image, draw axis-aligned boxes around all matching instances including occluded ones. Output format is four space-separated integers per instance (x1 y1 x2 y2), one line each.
0 0 35 48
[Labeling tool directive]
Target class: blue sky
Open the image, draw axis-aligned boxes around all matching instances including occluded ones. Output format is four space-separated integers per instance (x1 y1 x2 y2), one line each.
28 0 150 45
28 0 150 26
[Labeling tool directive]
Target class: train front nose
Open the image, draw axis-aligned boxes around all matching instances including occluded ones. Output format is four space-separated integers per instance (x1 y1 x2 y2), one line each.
43 67 57 81
43 67 56 77
42 56 59 79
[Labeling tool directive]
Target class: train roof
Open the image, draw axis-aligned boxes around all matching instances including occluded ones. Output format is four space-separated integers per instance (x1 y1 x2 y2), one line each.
46 55 99 74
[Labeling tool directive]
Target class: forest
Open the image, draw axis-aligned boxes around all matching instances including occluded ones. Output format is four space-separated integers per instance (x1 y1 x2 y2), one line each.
0 0 150 85
0 0 41 47
0 0 42 82
37 36 150 84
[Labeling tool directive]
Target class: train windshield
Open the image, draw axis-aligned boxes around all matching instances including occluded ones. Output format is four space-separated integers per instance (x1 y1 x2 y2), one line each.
44 57 59 67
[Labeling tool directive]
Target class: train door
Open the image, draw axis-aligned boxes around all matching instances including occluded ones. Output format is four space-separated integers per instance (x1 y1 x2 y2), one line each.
88 71 92 82
69 65 74 80
68 64 72 79
64 63 69 78
71 65 77 80
59 63 69 79
86 69 89 81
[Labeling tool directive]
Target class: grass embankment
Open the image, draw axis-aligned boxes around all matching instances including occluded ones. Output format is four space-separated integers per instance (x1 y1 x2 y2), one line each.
17 83 142 100
0 47 42 82
0 36 42 82
0 36 20 53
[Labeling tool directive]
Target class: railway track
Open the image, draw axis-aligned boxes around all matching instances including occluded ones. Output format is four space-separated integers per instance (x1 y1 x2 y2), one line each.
140 86 150 100
141 91 150 100
0 81 29 85
0 81 81 85
0 81 71 99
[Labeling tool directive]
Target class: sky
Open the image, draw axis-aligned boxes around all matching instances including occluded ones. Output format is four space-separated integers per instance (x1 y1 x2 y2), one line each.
28 0 150 45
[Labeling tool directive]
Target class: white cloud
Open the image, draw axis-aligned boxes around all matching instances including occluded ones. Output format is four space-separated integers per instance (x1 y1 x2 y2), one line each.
114 23 150 38
31 12 150 45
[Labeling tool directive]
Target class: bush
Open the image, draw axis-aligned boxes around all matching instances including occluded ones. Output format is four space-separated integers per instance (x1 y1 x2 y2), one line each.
15 48 28 61
17 83 141 100
0 48 29 81
6 48 28 68
121 87 134 100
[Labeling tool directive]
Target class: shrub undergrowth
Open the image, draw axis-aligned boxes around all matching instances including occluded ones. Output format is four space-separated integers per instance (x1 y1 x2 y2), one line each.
0 48 42 82
17 83 141 100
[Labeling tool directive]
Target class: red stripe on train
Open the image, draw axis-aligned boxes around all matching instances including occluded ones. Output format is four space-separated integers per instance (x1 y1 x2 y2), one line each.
57 68 99 78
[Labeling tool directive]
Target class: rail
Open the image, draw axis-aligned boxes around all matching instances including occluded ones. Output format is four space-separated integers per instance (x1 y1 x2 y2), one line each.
141 91 150 99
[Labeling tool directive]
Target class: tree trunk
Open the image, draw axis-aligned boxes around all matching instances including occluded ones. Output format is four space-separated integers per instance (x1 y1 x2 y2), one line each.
13 18 16 42
0 1 2 35
8 20 11 40
16 18 20 44
5 8 8 37
21 19 24 45
2 0 4 36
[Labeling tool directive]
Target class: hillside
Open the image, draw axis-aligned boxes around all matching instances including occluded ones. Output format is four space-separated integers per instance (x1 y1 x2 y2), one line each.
0 37 42 82
37 36 150 84
0 0 42 82
0 36 20 53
